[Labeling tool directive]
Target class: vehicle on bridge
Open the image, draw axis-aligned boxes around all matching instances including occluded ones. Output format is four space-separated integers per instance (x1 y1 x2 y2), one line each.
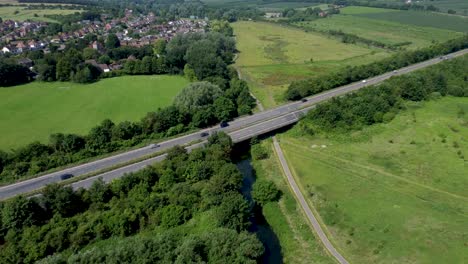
220 121 229 128
60 173 74 180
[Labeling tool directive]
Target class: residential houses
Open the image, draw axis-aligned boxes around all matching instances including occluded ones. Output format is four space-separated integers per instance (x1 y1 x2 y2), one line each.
1 10 208 55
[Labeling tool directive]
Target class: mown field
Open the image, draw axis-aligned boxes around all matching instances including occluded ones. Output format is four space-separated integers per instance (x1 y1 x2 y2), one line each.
278 97 468 263
251 139 334 264
0 6 79 22
0 75 188 150
233 21 388 108
294 11 463 49
341 6 468 33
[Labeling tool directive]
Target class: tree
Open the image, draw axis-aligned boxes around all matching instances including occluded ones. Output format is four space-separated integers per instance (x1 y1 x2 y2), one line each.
160 205 189 228
0 60 32 87
185 39 227 80
0 150 8 174
42 184 82 217
83 47 100 60
86 119 115 151
152 39 166 56
36 63 56 82
183 64 197 82
213 96 236 121
215 192 250 231
105 34 120 50
1 196 43 230
56 49 83 81
210 20 233 36
251 180 280 206
98 55 111 64
251 144 268 160
173 82 222 113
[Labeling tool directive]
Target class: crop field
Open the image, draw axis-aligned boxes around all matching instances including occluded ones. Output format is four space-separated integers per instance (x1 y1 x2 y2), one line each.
0 6 79 22
251 139 334 264
0 75 188 150
233 21 388 108
341 6 468 32
278 97 468 263
356 0 468 15
294 13 463 49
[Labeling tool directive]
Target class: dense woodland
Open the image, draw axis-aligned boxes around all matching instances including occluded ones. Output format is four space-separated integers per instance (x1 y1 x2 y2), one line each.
297 55 468 134
0 133 279 263
286 36 468 100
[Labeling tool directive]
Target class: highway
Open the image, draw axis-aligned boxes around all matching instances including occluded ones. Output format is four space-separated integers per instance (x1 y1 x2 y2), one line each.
0 48 466 200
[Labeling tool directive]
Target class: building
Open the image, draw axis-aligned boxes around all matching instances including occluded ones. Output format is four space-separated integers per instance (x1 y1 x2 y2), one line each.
265 12 282 18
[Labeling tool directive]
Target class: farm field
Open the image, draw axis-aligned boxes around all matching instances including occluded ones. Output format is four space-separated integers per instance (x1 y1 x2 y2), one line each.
233 21 388 108
341 6 468 33
0 75 188 150
0 6 79 22
250 139 334 264
294 12 463 49
278 97 468 263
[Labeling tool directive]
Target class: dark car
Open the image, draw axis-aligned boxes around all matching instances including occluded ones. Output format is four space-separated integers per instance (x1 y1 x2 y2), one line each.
60 173 74 180
220 121 229 128
200 132 209 137
301 98 307 103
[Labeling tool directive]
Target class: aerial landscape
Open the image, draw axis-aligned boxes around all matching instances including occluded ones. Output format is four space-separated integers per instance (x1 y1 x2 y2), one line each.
0 0 466 263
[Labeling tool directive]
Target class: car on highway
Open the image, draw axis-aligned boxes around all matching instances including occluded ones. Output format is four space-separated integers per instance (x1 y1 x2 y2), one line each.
361 80 367 83
220 121 229 128
149 143 160 148
393 70 398 73
60 173 74 180
200 132 209 137
301 98 307 103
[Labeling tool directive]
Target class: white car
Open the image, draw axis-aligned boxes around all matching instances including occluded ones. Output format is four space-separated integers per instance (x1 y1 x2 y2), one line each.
361 80 367 83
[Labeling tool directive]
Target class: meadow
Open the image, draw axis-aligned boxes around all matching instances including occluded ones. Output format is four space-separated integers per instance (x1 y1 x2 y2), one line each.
251 139 334 264
294 12 463 49
342 6 468 32
278 97 468 263
0 5 79 22
0 75 188 150
233 21 388 108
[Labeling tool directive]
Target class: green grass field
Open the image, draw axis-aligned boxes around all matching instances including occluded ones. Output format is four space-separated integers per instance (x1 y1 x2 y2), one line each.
0 75 188 150
233 21 388 108
341 6 468 32
251 139 334 264
294 13 463 49
0 6 79 22
278 97 468 263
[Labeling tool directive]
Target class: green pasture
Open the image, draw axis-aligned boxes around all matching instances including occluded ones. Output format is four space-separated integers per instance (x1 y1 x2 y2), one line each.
0 5 79 22
342 6 468 32
294 14 463 49
278 97 468 263
0 75 188 150
233 21 388 108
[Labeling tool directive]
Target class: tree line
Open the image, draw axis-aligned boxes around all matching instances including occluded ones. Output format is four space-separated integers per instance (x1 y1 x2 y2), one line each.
297 54 467 134
285 36 468 100
0 133 266 263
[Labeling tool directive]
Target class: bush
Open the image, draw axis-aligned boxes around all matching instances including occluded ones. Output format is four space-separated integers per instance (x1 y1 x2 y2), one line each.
251 144 269 160
252 180 281 206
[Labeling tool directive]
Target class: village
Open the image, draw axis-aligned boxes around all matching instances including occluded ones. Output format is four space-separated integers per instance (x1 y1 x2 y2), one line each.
0 9 208 57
